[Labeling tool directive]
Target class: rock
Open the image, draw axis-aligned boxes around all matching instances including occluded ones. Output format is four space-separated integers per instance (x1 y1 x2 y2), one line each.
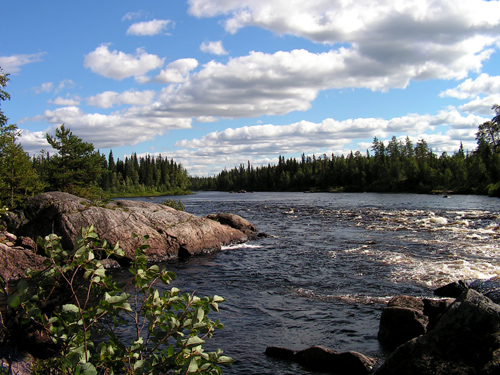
15 236 37 252
378 295 453 349
0 347 33 375
5 192 253 262
264 346 296 361
0 243 46 281
435 277 500 304
265 345 377 375
378 295 428 349
375 289 500 375
206 213 258 237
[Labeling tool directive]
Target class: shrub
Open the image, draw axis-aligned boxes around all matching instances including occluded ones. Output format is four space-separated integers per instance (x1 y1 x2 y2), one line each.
4 226 231 374
162 199 185 211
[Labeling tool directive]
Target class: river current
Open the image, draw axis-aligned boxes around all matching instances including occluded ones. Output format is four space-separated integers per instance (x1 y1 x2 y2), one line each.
132 192 500 374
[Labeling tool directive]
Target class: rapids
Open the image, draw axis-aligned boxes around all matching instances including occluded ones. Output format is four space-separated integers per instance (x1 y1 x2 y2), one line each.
132 192 500 374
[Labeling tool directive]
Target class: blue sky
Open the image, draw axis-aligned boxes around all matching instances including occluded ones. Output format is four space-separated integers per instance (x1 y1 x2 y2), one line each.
2 0 500 176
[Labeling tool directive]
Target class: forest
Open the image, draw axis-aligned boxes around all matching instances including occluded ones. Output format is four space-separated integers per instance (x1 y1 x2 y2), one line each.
190 115 500 197
1 68 500 210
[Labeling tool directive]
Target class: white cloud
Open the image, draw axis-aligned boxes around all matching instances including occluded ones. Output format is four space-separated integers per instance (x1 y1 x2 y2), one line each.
87 90 156 108
126 19 173 36
154 58 199 83
33 82 54 94
175 109 486 161
122 10 148 21
0 53 46 74
18 129 52 154
84 45 164 80
49 97 81 106
200 41 228 55
41 106 192 149
188 1 500 84
440 74 500 99
459 95 500 116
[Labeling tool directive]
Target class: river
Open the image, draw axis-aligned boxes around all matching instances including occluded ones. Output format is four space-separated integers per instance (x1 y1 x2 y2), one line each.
132 191 500 374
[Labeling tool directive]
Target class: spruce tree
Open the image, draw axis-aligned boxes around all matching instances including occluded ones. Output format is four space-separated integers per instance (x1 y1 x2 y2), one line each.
45 124 105 197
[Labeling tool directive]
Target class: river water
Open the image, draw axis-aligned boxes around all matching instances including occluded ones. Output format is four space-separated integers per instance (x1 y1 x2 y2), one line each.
133 192 500 374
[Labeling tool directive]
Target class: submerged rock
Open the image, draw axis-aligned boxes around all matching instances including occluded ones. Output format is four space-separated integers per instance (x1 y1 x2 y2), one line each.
265 345 377 375
3 192 256 263
375 289 500 375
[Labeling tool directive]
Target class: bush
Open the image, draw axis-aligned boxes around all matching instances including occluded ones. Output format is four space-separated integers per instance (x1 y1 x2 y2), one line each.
162 199 185 211
4 226 231 374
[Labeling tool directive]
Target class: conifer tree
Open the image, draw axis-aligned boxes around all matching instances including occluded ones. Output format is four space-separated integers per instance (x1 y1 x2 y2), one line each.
45 124 106 197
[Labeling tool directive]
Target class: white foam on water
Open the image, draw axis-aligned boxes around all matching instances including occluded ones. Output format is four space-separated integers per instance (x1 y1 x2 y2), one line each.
221 243 263 251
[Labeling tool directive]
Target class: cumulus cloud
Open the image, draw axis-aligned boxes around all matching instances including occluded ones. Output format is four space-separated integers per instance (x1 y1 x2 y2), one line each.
0 53 46 74
154 58 199 83
87 90 156 109
84 45 164 80
440 74 500 99
200 41 228 55
175 109 486 161
147 46 477 120
41 106 192 149
126 19 173 36
459 95 500 116
188 1 500 82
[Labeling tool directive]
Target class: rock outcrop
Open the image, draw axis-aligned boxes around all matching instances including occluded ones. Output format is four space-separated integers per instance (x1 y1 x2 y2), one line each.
378 295 453 349
3 192 256 263
375 289 500 375
265 345 377 375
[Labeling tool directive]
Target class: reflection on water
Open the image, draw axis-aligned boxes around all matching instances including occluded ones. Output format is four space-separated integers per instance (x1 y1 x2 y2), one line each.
126 192 500 374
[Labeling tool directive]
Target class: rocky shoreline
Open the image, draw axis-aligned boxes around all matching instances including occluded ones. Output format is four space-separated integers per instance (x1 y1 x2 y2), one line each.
0 192 261 280
266 278 500 374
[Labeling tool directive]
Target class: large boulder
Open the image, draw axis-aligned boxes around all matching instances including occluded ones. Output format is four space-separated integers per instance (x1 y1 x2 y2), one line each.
4 192 255 262
378 295 453 349
265 345 377 375
375 289 500 375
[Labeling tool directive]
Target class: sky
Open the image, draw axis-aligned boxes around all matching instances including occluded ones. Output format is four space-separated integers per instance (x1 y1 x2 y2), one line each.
2 0 500 177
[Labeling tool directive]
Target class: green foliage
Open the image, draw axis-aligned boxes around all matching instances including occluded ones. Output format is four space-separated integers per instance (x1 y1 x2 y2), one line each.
45 125 106 198
162 199 185 211
0 68 44 208
5 227 231 374
102 152 191 197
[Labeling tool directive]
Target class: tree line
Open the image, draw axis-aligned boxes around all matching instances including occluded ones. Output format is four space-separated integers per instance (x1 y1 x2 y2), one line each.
190 108 500 197
0 69 190 208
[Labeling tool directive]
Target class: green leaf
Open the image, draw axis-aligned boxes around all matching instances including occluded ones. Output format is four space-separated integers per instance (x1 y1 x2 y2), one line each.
213 295 225 303
187 358 199 373
217 356 234 364
196 308 205 323
78 362 97 375
186 336 205 346
7 294 20 308
62 304 80 313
